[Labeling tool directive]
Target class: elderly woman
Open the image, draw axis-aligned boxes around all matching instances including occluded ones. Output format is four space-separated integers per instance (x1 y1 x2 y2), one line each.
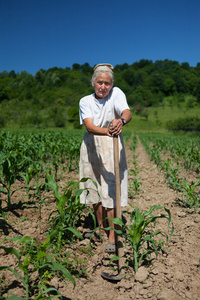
79 63 132 253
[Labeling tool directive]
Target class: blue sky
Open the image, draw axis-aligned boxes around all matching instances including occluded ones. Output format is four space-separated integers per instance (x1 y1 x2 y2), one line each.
0 0 199 75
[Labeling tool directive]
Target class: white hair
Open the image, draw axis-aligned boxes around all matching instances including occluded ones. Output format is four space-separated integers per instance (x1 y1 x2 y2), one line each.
91 71 114 86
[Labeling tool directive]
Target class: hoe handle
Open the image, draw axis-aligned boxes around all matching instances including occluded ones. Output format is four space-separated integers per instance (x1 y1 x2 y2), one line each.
113 136 124 273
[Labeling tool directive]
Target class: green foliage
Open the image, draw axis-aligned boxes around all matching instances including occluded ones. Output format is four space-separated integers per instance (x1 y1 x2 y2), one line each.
47 176 96 249
0 148 29 209
139 133 200 211
0 113 6 127
0 130 84 210
166 116 200 132
181 178 200 210
67 106 79 122
128 152 142 198
126 103 200 133
109 205 173 273
0 233 75 299
0 60 200 128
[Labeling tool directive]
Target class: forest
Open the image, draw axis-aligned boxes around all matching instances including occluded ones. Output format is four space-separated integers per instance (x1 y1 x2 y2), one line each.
0 59 200 130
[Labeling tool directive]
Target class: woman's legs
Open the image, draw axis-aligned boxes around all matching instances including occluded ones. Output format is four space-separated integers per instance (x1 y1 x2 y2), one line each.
93 203 116 242
93 202 107 235
107 208 115 243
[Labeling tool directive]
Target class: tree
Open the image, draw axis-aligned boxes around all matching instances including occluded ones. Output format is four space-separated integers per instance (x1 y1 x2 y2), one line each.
0 113 6 127
114 63 129 71
9 70 16 78
164 78 176 96
147 73 165 93
67 106 79 121
122 69 135 86
72 63 81 71
173 73 188 93
81 62 93 73
35 69 45 84
181 62 190 70
137 59 153 69
0 71 9 78
195 81 200 103
196 62 200 75
0 85 11 102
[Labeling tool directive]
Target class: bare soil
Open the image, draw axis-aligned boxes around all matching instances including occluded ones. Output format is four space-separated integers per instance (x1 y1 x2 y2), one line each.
0 139 200 299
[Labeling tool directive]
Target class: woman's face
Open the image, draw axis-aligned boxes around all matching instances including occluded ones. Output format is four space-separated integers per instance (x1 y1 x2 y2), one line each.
93 72 113 99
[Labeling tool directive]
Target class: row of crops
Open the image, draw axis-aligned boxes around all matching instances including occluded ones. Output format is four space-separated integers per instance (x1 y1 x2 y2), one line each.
0 129 199 299
138 133 200 210
0 129 90 299
0 130 84 210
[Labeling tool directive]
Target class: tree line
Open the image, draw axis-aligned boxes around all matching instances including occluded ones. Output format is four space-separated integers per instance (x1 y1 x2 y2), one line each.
0 59 200 129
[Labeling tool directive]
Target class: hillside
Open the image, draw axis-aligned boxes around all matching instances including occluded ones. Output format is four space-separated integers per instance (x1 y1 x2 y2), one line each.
0 60 200 130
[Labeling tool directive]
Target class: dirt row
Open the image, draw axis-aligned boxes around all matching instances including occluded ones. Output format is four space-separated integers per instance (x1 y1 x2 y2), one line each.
0 139 200 299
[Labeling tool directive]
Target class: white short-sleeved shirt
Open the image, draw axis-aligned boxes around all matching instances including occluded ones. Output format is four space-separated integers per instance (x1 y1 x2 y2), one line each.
79 87 129 128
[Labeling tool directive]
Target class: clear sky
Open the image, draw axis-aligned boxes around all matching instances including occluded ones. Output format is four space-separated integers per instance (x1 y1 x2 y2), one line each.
0 0 199 75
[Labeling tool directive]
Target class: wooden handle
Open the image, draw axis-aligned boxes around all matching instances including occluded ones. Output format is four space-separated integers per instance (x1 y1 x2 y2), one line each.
113 136 124 273
113 136 121 219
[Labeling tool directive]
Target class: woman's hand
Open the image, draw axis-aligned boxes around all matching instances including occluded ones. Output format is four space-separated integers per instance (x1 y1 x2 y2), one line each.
109 119 123 136
105 127 112 137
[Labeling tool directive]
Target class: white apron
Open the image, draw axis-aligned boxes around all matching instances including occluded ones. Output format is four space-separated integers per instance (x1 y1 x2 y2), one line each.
79 133 128 208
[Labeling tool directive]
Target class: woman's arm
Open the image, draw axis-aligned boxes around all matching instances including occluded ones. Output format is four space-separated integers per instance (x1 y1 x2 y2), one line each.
83 109 132 136
83 118 112 136
121 109 132 125
109 109 132 136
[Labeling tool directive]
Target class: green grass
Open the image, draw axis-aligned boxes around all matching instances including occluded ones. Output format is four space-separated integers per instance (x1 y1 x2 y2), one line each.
125 104 200 133
2 97 200 134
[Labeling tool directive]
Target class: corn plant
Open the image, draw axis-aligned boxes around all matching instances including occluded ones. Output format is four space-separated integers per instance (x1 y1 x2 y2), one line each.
128 154 142 198
181 178 200 210
109 205 173 273
129 178 142 198
167 163 182 191
0 153 23 209
139 132 200 174
160 159 183 192
150 145 162 165
20 164 36 199
130 135 138 151
47 176 96 249
132 154 139 171
31 162 44 198
0 230 79 299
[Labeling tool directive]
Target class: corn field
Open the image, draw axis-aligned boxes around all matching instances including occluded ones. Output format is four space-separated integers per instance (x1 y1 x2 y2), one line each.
0 130 199 299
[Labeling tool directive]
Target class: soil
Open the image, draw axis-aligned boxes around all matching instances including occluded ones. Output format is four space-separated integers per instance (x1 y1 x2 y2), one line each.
0 139 200 300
